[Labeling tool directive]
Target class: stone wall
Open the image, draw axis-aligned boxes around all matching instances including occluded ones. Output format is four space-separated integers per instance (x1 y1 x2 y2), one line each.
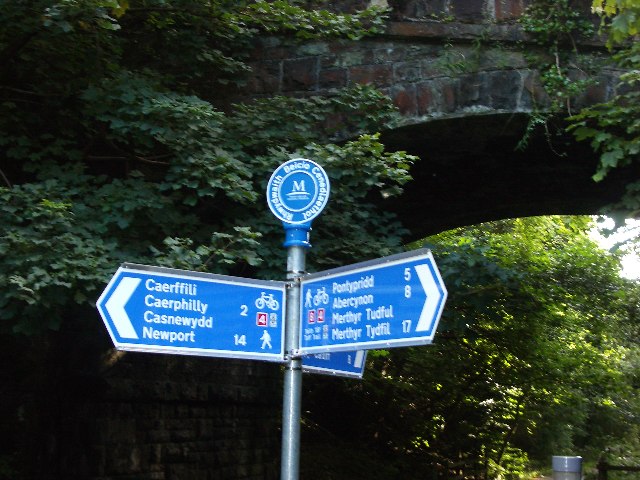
246 36 540 117
388 0 529 21
245 21 614 126
316 0 592 23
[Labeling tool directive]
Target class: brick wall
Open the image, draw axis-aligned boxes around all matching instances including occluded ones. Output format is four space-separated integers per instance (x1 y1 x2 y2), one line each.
1 330 282 479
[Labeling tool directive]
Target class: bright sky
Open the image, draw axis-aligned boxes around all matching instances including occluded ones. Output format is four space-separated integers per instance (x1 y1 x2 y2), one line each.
590 217 640 280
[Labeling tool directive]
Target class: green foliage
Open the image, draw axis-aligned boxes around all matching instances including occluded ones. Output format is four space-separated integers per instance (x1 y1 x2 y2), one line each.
518 0 600 149
304 217 640 479
567 2 640 222
519 0 595 46
487 447 530 480
0 0 406 334
82 72 257 204
150 227 264 271
239 1 389 40
225 84 401 151
0 182 116 334
592 0 640 47
430 218 639 469
42 0 124 32
569 82 640 182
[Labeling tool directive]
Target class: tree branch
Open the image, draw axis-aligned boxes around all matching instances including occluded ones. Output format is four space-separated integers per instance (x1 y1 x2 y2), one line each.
0 168 12 188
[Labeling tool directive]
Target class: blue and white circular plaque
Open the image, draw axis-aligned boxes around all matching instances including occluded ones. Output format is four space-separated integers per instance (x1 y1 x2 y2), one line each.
267 158 330 225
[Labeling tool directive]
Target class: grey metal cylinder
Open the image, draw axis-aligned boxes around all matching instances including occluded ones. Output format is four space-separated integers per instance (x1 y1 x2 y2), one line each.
553 456 582 480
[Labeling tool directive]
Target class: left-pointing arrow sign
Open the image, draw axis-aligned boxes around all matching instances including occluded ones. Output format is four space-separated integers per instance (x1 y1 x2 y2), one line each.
97 263 286 362
104 277 140 339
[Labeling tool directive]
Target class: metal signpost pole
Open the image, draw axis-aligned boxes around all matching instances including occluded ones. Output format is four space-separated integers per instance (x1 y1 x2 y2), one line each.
266 158 331 480
280 224 309 480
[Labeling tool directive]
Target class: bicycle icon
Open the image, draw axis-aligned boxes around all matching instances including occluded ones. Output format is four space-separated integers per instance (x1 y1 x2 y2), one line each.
255 292 280 310
313 287 329 306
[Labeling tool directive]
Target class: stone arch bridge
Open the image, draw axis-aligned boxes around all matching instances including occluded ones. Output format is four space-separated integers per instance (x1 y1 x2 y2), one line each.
244 0 635 238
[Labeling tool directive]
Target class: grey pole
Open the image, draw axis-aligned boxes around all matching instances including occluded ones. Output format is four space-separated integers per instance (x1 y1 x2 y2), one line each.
265 158 329 480
281 244 306 480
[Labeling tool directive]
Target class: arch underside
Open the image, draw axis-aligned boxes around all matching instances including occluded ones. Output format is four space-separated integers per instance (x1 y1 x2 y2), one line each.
379 112 635 240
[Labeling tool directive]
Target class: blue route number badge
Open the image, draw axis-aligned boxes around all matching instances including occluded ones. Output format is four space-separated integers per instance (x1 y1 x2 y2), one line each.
267 158 330 225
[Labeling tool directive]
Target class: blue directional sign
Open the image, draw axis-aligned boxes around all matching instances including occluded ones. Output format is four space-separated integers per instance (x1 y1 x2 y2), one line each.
267 158 330 225
297 249 447 354
97 264 286 362
303 350 367 379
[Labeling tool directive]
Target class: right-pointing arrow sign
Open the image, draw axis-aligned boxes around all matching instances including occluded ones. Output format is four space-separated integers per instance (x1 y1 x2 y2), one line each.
298 249 448 355
414 263 445 332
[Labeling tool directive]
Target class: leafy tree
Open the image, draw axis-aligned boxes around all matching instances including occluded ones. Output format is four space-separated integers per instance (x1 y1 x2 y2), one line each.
591 0 640 46
568 1 640 222
0 1 417 334
517 0 599 150
517 1 638 227
302 217 640 479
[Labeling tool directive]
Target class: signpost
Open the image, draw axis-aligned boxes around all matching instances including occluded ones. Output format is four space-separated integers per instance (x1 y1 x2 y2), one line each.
302 350 367 379
96 156 448 480
266 158 332 480
96 264 286 362
298 249 447 355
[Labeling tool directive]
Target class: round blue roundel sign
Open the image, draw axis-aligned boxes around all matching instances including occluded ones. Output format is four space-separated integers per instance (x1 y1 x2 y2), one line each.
267 158 330 224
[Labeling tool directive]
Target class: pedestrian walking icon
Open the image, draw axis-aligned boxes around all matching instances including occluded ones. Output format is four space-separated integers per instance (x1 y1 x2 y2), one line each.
305 290 312 307
260 330 272 349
